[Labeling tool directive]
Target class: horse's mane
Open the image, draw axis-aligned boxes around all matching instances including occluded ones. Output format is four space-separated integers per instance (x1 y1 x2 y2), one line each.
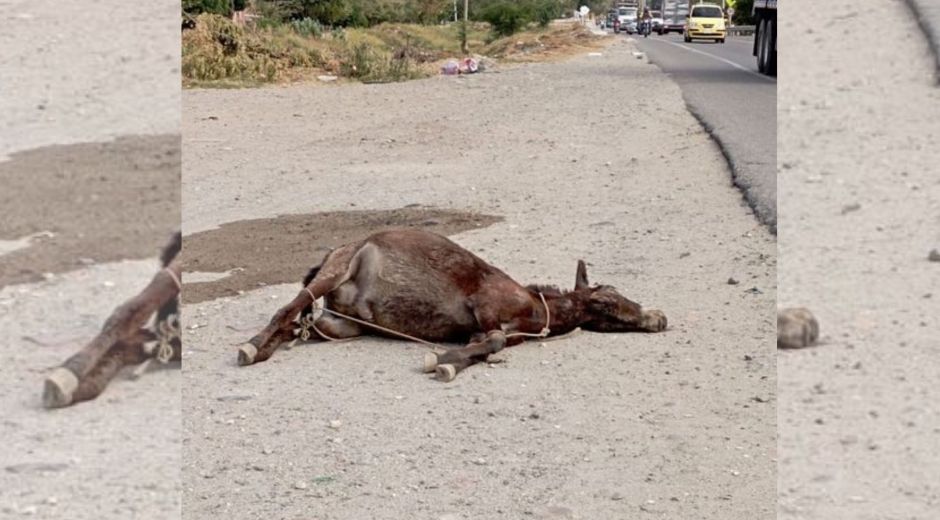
525 284 566 296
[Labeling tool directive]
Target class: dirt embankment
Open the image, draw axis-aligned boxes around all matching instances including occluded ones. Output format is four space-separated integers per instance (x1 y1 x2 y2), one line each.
182 16 608 87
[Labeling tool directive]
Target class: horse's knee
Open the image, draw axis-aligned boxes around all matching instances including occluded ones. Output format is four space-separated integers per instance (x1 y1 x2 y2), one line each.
485 330 507 352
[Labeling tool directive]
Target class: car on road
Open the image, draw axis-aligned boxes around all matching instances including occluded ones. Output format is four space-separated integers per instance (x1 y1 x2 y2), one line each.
684 4 726 43
614 6 638 34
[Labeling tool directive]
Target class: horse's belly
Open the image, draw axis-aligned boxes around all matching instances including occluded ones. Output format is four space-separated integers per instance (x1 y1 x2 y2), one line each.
370 292 477 342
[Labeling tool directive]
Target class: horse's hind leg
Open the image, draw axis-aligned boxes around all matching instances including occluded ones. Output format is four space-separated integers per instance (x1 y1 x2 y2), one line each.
238 243 363 366
43 260 180 408
70 340 150 404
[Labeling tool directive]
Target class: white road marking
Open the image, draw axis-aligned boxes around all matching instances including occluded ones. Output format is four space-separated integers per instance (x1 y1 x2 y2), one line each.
649 38 775 82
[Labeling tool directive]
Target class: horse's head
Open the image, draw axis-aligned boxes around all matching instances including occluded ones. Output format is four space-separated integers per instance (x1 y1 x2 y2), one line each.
574 260 667 333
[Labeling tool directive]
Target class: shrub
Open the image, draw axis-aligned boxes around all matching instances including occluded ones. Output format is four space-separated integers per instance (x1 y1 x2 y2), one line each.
480 1 529 37
341 43 421 83
291 17 324 37
183 0 232 16
531 0 559 28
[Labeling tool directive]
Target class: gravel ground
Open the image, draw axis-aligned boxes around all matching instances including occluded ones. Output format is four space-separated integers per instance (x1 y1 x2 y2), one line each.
0 1 180 518
0 0 180 159
778 1 940 518
182 38 776 519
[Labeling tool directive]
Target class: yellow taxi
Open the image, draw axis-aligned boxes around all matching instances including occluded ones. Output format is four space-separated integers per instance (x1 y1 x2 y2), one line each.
684 3 726 43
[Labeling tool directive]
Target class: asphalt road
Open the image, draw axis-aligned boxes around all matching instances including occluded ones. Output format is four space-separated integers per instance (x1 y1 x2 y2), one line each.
631 32 777 231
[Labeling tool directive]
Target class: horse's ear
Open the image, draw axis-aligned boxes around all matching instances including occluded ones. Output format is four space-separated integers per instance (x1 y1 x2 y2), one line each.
575 260 589 290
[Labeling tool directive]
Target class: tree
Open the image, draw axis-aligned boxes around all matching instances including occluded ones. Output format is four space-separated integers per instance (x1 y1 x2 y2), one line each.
182 0 232 16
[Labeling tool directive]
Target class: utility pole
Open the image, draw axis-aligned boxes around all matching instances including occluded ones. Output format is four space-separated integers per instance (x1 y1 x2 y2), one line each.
461 0 469 54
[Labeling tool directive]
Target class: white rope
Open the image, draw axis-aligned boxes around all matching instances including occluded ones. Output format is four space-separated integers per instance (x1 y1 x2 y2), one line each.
300 288 551 348
154 315 179 363
505 292 551 339
164 267 182 292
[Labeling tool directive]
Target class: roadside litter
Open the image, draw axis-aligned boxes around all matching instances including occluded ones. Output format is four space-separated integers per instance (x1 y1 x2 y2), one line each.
441 57 481 75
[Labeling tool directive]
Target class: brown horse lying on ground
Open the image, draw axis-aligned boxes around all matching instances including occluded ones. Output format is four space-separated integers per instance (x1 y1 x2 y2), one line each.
239 229 667 381
43 232 182 408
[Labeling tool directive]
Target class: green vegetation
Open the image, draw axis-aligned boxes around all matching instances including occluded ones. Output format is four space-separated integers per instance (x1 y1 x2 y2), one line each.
181 1 604 88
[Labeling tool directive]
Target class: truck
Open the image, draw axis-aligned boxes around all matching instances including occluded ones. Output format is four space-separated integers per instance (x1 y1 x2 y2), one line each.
659 0 689 35
614 2 640 34
753 0 776 75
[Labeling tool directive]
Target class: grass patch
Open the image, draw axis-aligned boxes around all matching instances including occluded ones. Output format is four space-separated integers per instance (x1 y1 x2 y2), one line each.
182 16 604 88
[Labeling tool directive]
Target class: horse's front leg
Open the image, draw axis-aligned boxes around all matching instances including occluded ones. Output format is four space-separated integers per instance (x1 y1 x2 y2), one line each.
422 330 508 382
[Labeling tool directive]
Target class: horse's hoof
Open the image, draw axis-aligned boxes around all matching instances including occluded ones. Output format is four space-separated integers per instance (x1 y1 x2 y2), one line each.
423 352 438 373
43 368 79 409
435 364 457 382
237 343 258 366
642 309 667 332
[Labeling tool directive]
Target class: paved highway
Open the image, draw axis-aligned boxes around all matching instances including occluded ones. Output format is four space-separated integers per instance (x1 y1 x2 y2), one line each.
906 0 940 77
632 32 777 231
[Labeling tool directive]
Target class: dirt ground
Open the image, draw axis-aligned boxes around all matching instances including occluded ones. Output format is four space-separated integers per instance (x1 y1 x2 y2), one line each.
777 1 940 518
182 208 500 303
182 37 776 519
0 135 180 287
0 1 180 518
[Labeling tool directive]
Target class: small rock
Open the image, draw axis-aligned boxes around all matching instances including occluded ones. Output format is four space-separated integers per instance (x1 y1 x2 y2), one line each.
317 75 338 82
928 249 940 262
840 202 861 215
5 462 69 474
727 277 739 285
294 481 308 490
328 420 342 429
216 395 253 402
472 458 486 466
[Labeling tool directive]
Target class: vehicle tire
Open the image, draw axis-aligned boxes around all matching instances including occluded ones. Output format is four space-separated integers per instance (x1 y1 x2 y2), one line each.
719 38 725 43
684 34 691 43
757 19 768 73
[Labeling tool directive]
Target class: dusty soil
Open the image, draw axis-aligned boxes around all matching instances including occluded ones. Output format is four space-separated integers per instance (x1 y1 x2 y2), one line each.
0 1 180 158
0 135 181 287
182 37 776 519
0 1 180 518
778 0 940 518
182 207 500 303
